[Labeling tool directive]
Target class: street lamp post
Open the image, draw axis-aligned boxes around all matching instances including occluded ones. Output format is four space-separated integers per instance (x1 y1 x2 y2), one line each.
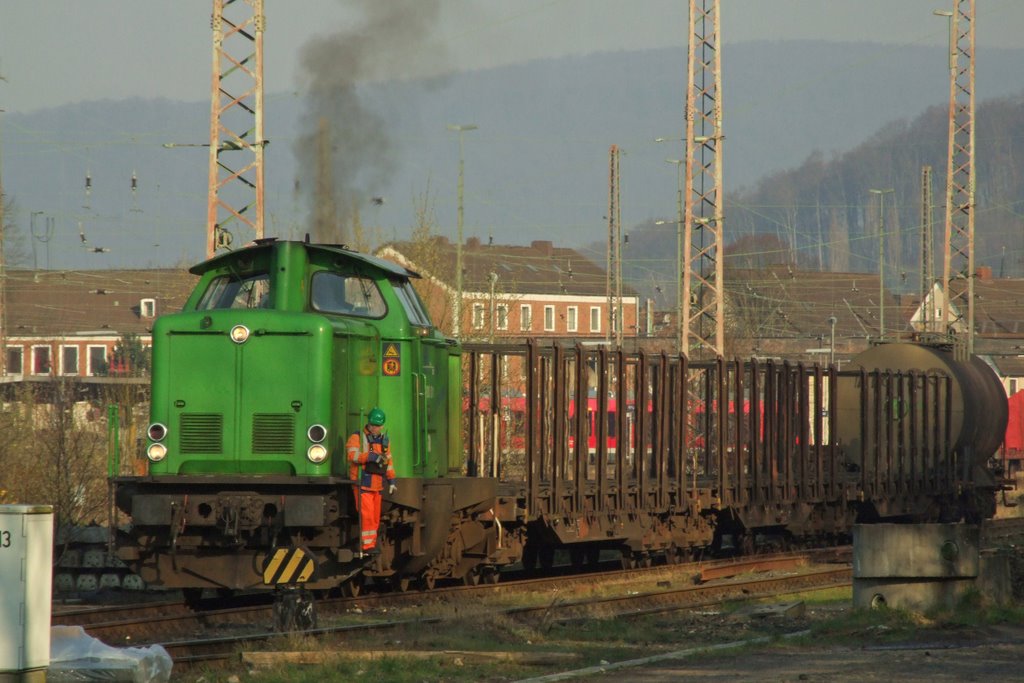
447 124 477 341
934 10 955 71
869 188 895 339
30 211 48 270
667 159 684 355
488 271 498 344
828 315 837 366
655 138 686 355
654 157 685 355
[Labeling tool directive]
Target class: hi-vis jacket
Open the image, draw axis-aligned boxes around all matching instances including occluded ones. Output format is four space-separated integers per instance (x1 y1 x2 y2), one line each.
346 427 396 491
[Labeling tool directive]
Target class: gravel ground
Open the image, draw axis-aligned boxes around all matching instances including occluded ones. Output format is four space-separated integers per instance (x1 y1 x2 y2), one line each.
625 632 1024 683
527 607 1024 683
564 532 1024 683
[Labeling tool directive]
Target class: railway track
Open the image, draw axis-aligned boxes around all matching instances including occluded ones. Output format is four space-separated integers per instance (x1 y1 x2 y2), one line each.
55 515 1023 673
983 515 1024 545
54 515 1020 633
55 549 848 639
162 564 851 670
56 548 850 671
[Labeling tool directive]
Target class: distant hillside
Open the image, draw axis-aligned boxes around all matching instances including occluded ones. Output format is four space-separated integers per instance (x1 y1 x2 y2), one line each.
5 40 1024 270
614 93 1024 307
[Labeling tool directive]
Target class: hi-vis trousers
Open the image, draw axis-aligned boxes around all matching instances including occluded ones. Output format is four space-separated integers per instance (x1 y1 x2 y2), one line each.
357 487 382 550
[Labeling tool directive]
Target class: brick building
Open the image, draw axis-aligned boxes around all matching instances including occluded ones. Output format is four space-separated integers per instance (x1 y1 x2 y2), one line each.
1 269 196 382
377 238 641 343
721 266 906 363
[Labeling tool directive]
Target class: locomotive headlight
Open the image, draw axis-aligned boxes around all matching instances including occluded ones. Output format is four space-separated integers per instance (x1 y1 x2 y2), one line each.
147 443 168 462
307 424 327 443
230 325 250 344
147 422 167 442
307 443 328 463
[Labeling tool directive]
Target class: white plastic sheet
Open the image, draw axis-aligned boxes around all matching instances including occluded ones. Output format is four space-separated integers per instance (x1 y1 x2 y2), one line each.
48 625 172 683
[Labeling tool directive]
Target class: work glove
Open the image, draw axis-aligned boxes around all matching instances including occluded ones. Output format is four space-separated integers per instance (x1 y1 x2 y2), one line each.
388 483 397 495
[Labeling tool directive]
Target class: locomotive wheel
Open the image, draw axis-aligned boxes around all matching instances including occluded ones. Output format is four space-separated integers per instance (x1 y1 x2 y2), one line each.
182 588 204 609
482 567 500 585
539 546 556 570
665 544 679 565
343 576 364 598
421 574 437 591
739 533 755 556
393 576 413 592
462 568 481 586
522 544 538 572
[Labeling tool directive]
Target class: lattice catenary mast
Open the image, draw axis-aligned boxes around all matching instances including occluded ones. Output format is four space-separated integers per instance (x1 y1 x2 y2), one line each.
682 0 725 359
939 0 975 354
206 0 266 258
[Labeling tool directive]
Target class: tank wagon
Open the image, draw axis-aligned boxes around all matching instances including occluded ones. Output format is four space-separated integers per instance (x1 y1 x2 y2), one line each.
114 238 1008 617
835 343 1008 522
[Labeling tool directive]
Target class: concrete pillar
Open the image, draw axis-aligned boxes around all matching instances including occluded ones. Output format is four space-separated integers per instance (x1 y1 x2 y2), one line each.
852 523 1009 611
0 505 54 682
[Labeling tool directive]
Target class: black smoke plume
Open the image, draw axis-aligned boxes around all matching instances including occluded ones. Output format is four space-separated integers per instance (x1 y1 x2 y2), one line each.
293 0 445 245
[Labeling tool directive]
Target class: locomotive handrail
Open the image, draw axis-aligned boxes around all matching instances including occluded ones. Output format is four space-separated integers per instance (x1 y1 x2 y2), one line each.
413 372 425 469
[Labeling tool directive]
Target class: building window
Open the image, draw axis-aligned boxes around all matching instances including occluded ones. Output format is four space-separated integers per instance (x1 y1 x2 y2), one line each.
140 298 157 318
520 304 532 332
544 305 555 332
590 306 601 333
6 347 22 375
88 345 108 376
567 306 578 333
61 346 79 375
32 346 51 375
472 303 485 330
496 304 509 331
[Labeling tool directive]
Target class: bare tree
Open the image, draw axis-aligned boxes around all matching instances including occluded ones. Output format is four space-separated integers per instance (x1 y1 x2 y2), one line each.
399 184 457 332
2 194 30 267
0 383 36 504
98 381 150 478
21 381 107 530
724 280 783 359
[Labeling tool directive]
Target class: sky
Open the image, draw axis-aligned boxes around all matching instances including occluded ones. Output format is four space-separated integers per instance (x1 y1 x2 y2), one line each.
2 0 1024 114
3 0 1024 272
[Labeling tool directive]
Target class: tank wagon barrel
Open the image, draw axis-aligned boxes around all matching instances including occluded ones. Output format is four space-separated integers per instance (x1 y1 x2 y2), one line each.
838 343 1007 469
835 343 1007 521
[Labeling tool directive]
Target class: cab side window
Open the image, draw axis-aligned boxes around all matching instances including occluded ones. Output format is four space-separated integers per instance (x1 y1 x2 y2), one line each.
311 272 387 318
392 279 433 327
197 273 271 310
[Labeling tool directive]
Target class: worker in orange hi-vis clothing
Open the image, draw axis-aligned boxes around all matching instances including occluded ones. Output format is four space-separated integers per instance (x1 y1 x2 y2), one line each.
346 407 396 555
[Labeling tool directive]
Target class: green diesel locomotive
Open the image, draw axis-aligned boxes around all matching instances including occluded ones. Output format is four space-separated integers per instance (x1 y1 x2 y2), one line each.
114 238 503 601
